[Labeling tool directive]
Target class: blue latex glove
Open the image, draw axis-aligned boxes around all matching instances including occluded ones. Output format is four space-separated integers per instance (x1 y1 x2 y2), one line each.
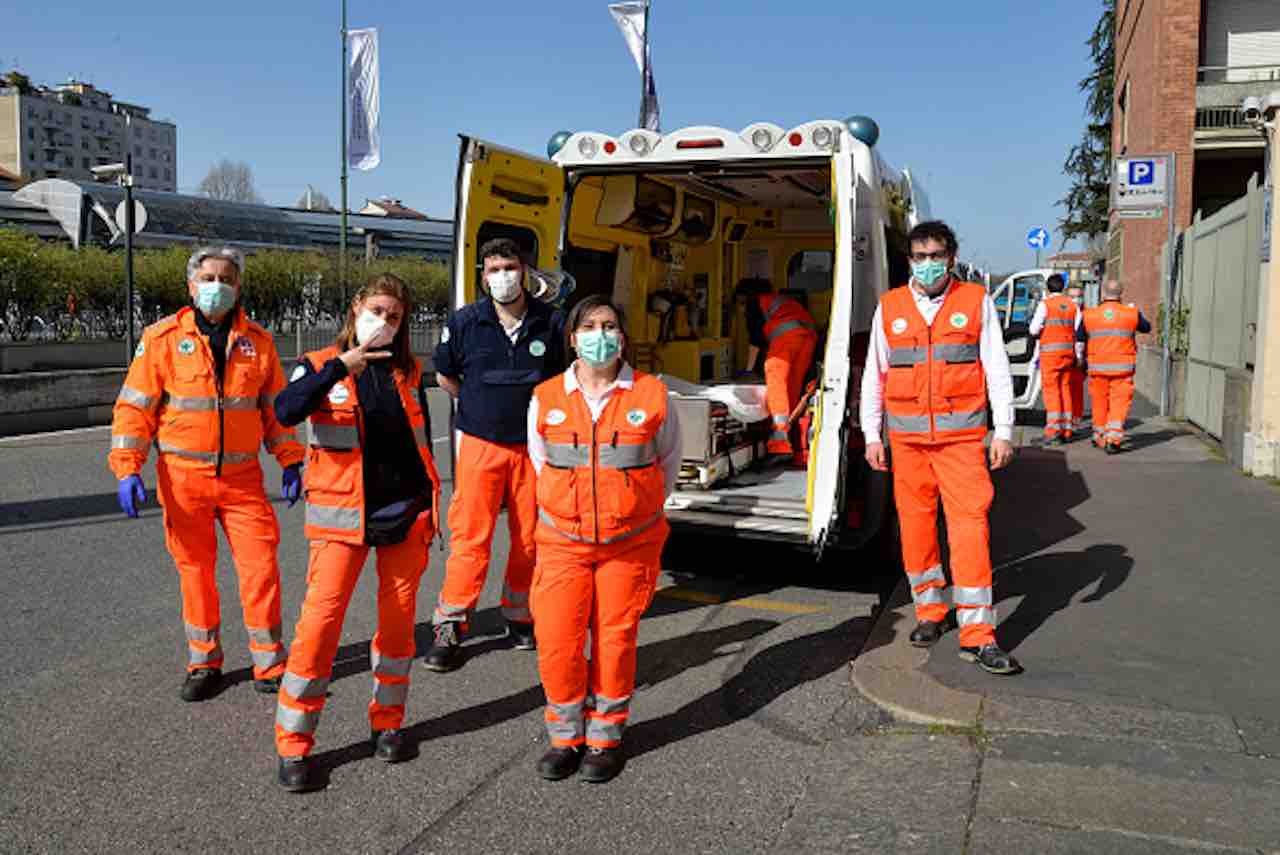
282 464 303 507
117 475 147 519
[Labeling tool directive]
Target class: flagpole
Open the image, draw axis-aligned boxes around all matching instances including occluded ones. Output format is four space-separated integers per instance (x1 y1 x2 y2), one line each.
339 0 349 305
640 0 650 129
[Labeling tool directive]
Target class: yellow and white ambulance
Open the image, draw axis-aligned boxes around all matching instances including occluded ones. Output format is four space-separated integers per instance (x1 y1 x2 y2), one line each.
449 117 932 554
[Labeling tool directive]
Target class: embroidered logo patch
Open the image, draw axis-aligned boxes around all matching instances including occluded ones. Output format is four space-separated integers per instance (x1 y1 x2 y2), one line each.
327 384 350 405
290 364 307 382
626 408 647 426
529 339 546 357
949 312 968 329
1103 308 1115 321
440 327 451 344
177 338 196 355
891 318 908 335
545 408 567 426
134 342 145 359
236 338 257 358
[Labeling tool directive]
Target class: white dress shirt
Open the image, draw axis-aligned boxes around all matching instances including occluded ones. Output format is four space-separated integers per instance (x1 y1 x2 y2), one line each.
527 361 684 498
1028 299 1084 360
859 280 1016 443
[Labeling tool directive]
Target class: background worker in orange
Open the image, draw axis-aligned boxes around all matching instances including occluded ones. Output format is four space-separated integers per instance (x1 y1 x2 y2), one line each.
428 238 567 672
735 278 818 461
1066 283 1088 437
526 295 682 784
270 274 442 793
860 221 1021 676
1028 274 1083 445
108 246 302 702
1078 279 1151 454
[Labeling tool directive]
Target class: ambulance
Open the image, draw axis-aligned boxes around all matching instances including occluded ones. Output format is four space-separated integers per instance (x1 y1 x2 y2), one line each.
449 117 933 555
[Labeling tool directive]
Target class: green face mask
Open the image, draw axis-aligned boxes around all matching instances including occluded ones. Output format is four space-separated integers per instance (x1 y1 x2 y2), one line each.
575 328 621 367
911 260 948 288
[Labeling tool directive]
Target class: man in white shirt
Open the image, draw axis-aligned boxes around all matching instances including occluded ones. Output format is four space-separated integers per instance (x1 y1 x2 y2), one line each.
860 220 1020 675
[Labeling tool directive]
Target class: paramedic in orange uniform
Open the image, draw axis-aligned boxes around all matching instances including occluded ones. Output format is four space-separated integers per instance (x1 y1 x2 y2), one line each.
109 246 301 702
736 278 818 461
270 274 442 793
526 295 682 784
1066 283 1088 437
1028 274 1083 444
1078 279 1151 454
860 221 1021 675
427 238 567 672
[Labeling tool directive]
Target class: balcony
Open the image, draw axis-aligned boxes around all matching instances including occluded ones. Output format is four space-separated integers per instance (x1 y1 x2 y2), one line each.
1195 65 1279 151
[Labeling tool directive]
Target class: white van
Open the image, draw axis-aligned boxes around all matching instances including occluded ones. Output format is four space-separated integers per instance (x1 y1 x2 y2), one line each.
990 268 1094 412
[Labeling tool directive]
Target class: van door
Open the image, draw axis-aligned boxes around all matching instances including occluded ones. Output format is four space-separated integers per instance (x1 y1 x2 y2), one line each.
452 137 566 308
807 149 859 554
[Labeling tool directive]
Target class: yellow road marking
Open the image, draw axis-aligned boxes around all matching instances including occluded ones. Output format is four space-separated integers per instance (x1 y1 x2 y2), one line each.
655 586 825 615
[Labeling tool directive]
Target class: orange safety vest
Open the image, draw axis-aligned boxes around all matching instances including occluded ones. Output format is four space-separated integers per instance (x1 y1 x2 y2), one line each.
533 369 668 546
1039 294 1078 362
881 281 989 445
109 306 303 479
1083 301 1139 376
301 346 442 545
758 294 816 344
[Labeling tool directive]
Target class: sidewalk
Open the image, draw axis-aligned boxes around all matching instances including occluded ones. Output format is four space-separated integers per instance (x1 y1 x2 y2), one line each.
852 417 1280 852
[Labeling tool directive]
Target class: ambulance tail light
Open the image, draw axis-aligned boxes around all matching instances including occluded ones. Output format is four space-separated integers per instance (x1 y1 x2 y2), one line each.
750 128 773 152
577 136 599 158
812 126 834 149
628 135 650 155
788 132 803 147
676 138 725 150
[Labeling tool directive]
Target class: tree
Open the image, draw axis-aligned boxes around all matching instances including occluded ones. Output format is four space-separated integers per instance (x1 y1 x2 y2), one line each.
197 159 264 204
1059 0 1114 250
3 71 33 95
295 187 336 212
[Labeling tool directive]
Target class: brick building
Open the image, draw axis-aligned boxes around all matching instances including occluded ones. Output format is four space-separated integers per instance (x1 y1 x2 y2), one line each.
1110 0 1277 337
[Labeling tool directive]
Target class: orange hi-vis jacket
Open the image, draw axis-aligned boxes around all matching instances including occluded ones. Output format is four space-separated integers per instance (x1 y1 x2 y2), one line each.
1039 294 1078 362
533 370 668 546
109 307 303 479
1083 302 1140 376
301 346 442 545
759 294 817 344
881 282 989 445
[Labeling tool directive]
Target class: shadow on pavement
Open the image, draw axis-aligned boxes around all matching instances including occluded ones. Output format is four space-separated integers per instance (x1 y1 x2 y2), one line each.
989 448 1091 568
1119 428 1186 452
0 492 123 527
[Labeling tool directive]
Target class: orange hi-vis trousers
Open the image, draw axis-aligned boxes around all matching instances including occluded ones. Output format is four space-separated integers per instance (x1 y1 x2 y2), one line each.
890 439 997 648
1069 365 1086 434
1089 374 1135 448
155 460 286 679
530 522 668 749
1040 356 1076 439
275 512 434 758
435 433 536 628
764 331 817 456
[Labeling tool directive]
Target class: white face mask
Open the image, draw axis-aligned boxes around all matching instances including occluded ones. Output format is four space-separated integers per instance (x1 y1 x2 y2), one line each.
486 269 523 304
355 309 396 349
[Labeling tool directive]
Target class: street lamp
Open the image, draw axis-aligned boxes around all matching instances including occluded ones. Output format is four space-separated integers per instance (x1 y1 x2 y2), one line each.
91 155 136 362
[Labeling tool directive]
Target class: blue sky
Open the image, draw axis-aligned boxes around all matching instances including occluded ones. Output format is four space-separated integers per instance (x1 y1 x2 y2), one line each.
4 1 1104 272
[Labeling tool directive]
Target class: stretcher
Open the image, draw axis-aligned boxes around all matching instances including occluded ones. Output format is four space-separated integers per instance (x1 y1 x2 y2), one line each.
662 377 771 490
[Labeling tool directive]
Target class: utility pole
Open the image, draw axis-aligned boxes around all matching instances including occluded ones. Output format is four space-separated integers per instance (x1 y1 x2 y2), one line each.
124 151 136 361
339 0 349 305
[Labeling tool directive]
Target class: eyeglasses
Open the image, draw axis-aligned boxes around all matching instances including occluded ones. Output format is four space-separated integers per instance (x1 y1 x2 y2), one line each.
909 251 951 263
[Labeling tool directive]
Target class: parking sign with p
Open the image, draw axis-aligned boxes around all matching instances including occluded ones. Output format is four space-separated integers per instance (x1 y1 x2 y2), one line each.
1114 155 1170 211
1129 160 1154 185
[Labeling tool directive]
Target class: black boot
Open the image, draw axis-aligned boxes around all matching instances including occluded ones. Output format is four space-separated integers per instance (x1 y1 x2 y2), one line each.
253 675 281 694
959 643 1022 675
536 746 583 781
371 729 415 763
277 756 324 793
507 620 536 651
422 622 463 673
579 746 626 783
180 668 222 702
909 620 943 648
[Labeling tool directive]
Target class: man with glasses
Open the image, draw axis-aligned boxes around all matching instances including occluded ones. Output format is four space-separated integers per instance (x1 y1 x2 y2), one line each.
860 221 1021 675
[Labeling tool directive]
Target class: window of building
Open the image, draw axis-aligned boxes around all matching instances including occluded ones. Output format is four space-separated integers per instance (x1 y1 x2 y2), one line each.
149 147 156 159
63 154 73 167
27 128 34 141
82 157 90 169
28 152 35 162
81 117 90 129
1118 79 1130 152
135 144 142 156
164 168 172 181
149 166 158 179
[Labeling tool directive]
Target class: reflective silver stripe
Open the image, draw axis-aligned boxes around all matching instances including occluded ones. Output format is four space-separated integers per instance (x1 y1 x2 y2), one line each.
770 431 789 442
1044 319 1074 326
1041 343 1074 352
413 425 429 447
886 413 930 433
547 701 585 742
1089 329 1136 338
434 602 469 622
157 442 215 463
767 319 815 341
275 704 321 734
371 650 413 678
501 604 532 622
772 414 789 425
907 564 945 588
502 584 530 607
544 442 591 468
223 396 257 411
165 395 218 411
762 296 786 321
932 343 979 363
265 432 294 451
307 422 360 449
1106 422 1123 429
537 507 663 546
914 586 947 606
305 502 362 531
117 385 157 410
247 625 282 645
372 680 409 707
888 346 928 367
189 645 223 666
185 623 220 642
591 693 631 715
1089 363 1135 374
586 719 625 743
956 606 996 627
223 451 256 465
599 442 658 469
935 410 987 432
112 435 150 451
251 648 287 670
953 586 993 607
282 672 329 699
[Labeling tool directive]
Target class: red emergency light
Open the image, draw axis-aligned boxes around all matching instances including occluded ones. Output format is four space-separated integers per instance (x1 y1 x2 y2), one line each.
676 138 725 150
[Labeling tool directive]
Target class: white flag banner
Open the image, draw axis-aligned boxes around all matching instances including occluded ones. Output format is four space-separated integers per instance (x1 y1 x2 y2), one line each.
347 28 380 170
608 2 660 132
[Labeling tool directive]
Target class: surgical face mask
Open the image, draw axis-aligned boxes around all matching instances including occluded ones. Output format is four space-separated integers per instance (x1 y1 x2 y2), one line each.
355 309 397 349
486 269 523 304
910 260 949 292
193 280 237 322
575 328 622 367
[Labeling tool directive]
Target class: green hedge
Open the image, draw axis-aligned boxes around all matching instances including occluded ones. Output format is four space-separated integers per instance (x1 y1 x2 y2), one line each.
0 228 449 341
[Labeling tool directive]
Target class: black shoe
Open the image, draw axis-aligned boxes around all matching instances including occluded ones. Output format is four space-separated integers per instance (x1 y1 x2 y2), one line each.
909 620 944 648
277 756 324 793
1043 436 1062 447
536 746 584 781
1105 443 1120 455
422 622 463 673
579 747 626 783
371 729 415 763
959 643 1022 675
508 621 536 651
180 668 222 702
253 675 281 694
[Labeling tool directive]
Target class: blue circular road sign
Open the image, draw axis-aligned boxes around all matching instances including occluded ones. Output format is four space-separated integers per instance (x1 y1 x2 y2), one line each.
1027 227 1051 250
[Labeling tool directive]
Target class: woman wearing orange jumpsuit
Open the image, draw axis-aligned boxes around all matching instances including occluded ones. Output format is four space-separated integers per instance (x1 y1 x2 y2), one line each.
526 295 683 784
271 274 441 792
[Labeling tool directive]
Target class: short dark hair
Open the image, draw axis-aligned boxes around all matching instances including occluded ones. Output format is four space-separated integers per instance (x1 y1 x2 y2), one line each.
907 220 958 256
734 277 773 298
565 294 628 355
478 237 524 266
1046 274 1066 292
